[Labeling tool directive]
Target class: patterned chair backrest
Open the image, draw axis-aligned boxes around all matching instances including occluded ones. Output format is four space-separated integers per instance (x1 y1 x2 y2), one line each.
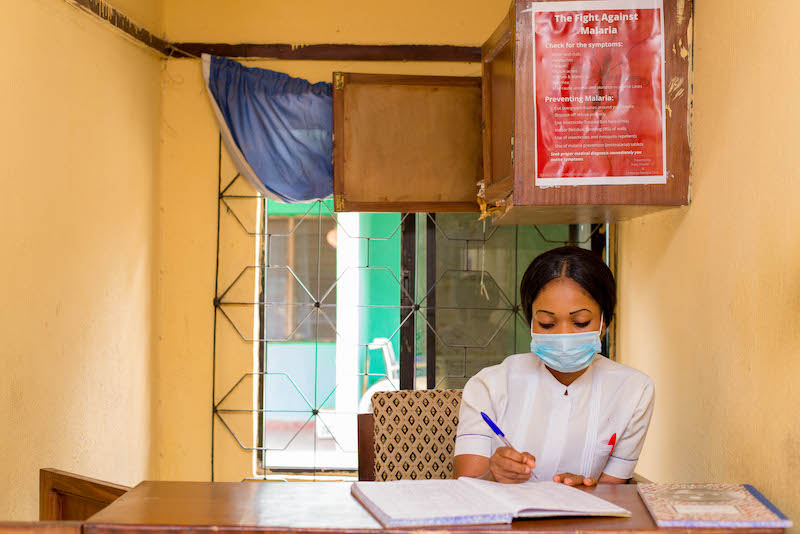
371 389 462 481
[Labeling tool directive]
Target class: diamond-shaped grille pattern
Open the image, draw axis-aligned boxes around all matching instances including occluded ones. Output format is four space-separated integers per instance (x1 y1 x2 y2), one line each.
211 141 587 479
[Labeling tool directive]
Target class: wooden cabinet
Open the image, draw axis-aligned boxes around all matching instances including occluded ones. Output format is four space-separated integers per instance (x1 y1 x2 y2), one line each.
332 73 482 213
482 0 693 224
334 0 693 224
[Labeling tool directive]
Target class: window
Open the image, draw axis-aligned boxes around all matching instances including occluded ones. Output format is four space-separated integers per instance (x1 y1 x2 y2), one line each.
262 215 337 342
255 202 403 473
212 163 610 480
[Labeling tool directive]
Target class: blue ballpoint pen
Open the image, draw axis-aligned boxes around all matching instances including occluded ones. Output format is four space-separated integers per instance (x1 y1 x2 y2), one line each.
480 411 538 480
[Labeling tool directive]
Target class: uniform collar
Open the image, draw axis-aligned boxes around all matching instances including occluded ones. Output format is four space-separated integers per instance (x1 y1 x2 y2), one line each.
537 354 599 396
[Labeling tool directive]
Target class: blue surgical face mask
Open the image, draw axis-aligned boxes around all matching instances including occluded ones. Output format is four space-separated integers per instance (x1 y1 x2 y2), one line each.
530 318 603 373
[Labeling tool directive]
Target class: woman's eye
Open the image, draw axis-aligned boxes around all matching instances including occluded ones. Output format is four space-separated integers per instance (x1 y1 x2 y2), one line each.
574 321 591 328
537 322 555 329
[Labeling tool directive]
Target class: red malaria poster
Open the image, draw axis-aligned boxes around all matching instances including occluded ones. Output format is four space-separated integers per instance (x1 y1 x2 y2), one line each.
531 0 666 187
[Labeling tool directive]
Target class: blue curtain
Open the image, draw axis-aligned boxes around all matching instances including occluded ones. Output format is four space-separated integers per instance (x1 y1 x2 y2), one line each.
203 55 333 203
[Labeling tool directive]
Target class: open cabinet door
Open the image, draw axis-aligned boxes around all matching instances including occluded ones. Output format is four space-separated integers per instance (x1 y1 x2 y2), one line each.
333 73 481 213
481 6 515 206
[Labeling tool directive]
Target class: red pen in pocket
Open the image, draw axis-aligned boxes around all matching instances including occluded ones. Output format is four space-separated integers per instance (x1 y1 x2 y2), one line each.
607 433 617 456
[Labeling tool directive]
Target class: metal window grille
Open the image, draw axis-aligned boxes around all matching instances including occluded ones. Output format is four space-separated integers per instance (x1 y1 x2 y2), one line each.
211 139 611 480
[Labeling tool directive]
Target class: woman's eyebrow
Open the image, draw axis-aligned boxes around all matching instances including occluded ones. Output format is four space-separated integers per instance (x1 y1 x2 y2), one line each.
535 309 555 315
569 308 590 315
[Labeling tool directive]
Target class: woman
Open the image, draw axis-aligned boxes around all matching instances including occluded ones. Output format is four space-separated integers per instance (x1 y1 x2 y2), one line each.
454 246 654 486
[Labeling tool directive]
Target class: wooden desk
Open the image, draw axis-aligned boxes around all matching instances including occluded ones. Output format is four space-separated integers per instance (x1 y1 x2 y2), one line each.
84 481 783 534
0 523 81 534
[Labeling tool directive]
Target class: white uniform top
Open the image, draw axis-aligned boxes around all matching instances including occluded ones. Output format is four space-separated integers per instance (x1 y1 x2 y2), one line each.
454 353 654 481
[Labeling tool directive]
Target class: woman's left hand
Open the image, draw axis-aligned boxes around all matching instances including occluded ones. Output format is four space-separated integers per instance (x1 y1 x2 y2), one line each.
553 473 596 486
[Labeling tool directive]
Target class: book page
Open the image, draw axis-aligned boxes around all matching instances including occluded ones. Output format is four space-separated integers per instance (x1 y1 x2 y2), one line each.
460 479 630 517
352 480 512 526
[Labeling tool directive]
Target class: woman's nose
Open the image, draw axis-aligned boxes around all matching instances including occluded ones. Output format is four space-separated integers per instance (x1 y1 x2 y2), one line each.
554 323 573 334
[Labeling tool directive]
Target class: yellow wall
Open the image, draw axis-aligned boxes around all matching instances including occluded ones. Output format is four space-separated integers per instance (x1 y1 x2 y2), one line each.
0 0 162 519
617 0 800 527
163 0 506 45
99 0 163 37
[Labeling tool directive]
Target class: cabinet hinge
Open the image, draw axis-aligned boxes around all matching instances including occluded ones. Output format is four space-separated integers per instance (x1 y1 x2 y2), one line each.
510 134 515 165
334 72 344 91
334 193 345 211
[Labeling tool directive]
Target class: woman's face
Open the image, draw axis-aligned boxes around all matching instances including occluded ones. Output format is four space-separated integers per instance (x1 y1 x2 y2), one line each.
531 277 605 335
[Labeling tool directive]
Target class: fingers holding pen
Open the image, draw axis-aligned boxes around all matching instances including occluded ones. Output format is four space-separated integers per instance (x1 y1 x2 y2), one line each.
499 447 536 467
479 413 536 483
496 449 531 475
519 451 536 470
490 447 537 483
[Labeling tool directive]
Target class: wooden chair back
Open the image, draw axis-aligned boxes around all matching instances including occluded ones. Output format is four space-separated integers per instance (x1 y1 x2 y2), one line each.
39 469 130 521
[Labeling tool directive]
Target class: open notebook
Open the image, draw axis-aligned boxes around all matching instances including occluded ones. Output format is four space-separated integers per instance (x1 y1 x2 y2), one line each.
351 478 630 527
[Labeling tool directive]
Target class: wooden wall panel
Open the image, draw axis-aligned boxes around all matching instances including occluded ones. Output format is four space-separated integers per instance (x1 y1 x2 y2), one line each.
39 469 130 521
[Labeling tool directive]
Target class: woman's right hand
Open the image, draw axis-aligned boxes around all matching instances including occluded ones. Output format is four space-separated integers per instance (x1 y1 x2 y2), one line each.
488 446 536 483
